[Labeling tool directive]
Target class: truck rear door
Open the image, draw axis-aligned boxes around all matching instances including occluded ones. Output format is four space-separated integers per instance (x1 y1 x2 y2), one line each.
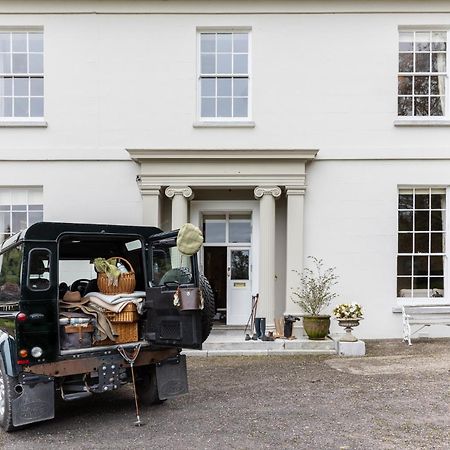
143 234 202 350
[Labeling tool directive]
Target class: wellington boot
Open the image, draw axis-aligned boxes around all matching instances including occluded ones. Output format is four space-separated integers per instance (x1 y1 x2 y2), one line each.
254 318 262 339
258 318 266 340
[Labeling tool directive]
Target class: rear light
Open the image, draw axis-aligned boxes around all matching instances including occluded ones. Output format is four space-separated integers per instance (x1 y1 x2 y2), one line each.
17 359 29 365
31 347 43 358
16 312 27 323
19 349 28 358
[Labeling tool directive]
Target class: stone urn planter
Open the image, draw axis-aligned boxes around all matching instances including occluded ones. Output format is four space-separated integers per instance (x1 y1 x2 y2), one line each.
337 317 363 342
302 315 331 340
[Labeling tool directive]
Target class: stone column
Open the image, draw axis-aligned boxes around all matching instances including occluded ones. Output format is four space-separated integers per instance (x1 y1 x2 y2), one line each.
165 186 194 229
284 186 306 316
138 181 161 227
254 186 281 327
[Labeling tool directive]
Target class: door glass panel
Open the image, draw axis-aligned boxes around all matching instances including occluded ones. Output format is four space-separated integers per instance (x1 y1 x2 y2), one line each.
229 214 251 243
230 250 249 280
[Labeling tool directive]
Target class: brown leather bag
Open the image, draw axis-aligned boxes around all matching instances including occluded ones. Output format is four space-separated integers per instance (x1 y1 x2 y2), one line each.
177 287 202 311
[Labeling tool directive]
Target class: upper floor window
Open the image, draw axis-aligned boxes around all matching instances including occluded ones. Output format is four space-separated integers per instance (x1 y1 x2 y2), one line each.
0 30 44 119
0 187 43 244
398 31 447 117
198 31 250 120
397 188 446 299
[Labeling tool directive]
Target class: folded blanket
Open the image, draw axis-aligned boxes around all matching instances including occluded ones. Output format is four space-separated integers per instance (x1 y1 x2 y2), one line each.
85 291 146 304
87 295 143 314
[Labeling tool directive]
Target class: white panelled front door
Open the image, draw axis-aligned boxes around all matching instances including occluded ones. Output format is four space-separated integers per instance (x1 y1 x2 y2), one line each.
227 247 252 325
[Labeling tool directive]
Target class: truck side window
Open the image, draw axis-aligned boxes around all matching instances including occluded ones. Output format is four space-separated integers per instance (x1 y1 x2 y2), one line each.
152 245 193 286
0 245 22 302
28 249 50 291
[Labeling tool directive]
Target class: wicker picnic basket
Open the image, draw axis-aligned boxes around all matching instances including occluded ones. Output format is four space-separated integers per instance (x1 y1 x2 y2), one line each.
97 257 136 295
104 303 138 323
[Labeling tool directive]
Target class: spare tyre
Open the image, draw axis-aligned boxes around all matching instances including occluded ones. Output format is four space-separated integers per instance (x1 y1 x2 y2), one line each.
199 274 215 343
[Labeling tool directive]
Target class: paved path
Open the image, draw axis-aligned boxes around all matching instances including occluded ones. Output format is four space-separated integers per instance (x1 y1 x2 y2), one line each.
0 339 449 450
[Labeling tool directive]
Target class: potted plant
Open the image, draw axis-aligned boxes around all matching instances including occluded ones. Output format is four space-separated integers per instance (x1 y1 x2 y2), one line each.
333 303 363 342
291 257 338 340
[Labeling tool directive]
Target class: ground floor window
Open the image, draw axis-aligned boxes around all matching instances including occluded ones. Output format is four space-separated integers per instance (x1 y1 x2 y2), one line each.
397 187 446 298
0 187 43 243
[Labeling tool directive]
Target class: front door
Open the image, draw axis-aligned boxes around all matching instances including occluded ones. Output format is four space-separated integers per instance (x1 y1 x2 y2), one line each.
227 247 252 325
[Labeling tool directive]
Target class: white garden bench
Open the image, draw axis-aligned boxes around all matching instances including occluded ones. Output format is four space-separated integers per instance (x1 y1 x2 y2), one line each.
402 304 450 345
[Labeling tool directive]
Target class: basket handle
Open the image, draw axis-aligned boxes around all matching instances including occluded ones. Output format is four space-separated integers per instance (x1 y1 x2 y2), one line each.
107 256 135 273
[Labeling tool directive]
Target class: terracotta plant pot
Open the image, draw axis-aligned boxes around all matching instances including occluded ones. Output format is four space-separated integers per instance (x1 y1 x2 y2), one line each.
302 315 330 340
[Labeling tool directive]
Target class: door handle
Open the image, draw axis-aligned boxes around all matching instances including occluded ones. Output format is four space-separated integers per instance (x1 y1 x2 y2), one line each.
227 266 231 278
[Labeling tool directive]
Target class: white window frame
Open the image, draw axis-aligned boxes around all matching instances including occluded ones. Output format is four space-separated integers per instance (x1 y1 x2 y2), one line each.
396 26 450 125
0 26 44 123
396 186 449 306
196 27 252 124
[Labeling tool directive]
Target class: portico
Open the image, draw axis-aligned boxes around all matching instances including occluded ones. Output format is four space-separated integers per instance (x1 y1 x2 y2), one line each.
128 148 318 328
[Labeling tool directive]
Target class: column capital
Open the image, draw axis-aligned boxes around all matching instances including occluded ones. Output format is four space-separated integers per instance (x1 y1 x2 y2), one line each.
254 186 282 199
136 179 161 197
285 185 306 196
165 186 194 200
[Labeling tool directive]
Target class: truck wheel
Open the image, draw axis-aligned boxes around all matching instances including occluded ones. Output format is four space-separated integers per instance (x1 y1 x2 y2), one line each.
0 358 16 432
135 365 165 406
199 275 215 343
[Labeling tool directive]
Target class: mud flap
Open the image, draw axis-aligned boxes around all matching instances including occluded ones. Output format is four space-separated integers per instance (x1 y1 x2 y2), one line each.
12 380 55 427
155 354 188 400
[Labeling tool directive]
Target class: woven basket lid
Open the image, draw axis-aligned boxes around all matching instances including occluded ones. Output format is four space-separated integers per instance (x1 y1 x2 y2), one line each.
177 223 204 255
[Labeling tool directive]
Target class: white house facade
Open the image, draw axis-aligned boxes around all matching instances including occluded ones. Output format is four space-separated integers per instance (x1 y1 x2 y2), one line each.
0 0 450 339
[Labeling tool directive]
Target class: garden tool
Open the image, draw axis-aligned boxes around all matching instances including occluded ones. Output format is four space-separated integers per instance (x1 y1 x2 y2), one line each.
244 294 259 341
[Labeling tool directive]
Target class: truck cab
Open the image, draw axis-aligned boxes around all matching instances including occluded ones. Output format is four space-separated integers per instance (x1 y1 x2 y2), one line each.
0 222 214 431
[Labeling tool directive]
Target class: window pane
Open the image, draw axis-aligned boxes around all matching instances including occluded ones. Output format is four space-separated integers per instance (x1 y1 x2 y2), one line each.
431 193 446 209
233 33 248 53
415 32 431 51
398 277 412 296
430 277 444 292
414 233 429 253
201 98 215 117
217 78 232 96
29 211 43 224
230 250 249 280
12 54 27 73
430 97 445 116
217 33 232 52
430 256 444 275
12 33 27 52
229 220 251 243
399 193 413 209
14 97 28 117
431 211 444 231
414 97 429 116
432 31 446 51
399 33 414 51
415 53 430 72
431 233 444 253
233 97 248 117
30 97 43 117
217 97 232 117
0 97 12 117
29 53 43 73
398 256 412 275
398 233 413 253
233 54 248 74
415 211 429 231
398 76 412 95
413 277 428 290
12 211 27 233
28 33 43 52
398 211 413 231
414 256 428 275
399 53 413 72
398 96 412 116
14 77 28 96
233 78 248 97
201 54 215 74
0 77 12 96
414 76 429 95
217 54 232 73
415 193 429 209
30 77 43 96
432 53 446 72
203 216 226 243
0 33 10 52
430 76 445 95
0 54 11 73
200 33 215 53
201 78 215 97
0 211 10 234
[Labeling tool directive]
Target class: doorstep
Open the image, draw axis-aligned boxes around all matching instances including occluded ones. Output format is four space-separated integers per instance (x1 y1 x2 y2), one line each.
182 326 337 357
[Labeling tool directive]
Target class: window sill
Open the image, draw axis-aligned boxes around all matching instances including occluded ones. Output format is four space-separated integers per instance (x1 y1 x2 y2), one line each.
0 120 48 128
394 119 450 127
193 120 255 128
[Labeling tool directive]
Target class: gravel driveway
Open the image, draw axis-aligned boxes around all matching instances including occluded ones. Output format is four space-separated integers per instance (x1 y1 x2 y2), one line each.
0 339 449 450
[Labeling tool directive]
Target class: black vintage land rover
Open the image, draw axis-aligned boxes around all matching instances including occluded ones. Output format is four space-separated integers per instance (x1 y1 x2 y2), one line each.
0 222 214 431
